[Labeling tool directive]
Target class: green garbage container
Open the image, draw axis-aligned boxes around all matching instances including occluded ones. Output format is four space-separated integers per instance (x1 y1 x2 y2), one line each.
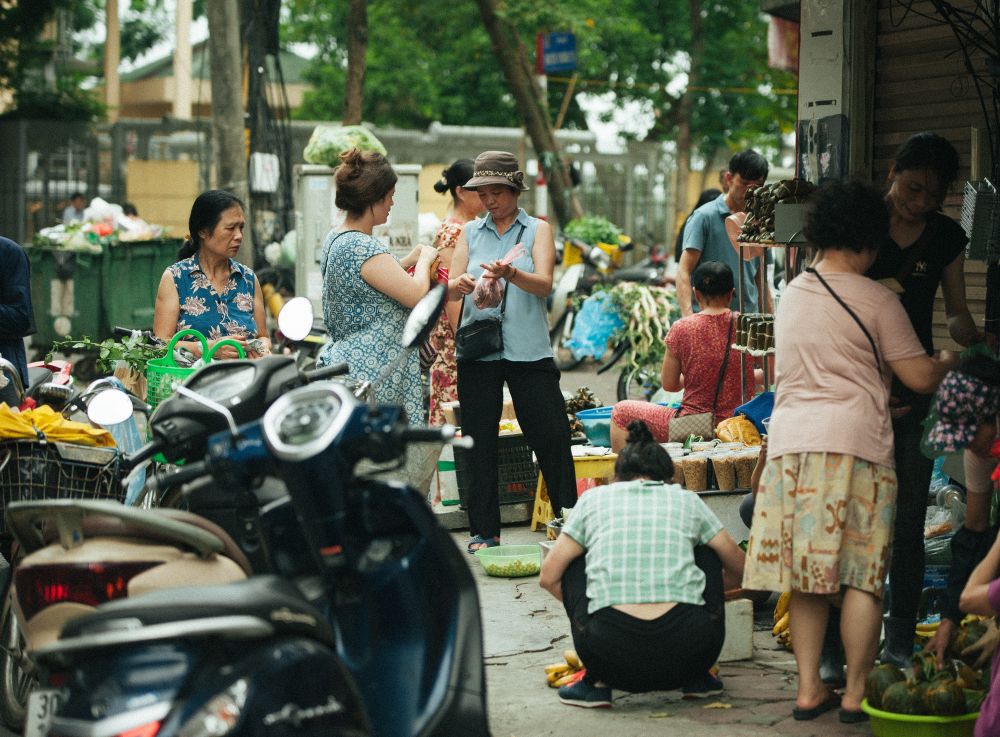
26 245 105 345
102 239 182 331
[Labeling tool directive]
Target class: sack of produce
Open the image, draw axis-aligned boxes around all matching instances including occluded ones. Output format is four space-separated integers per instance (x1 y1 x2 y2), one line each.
303 124 387 166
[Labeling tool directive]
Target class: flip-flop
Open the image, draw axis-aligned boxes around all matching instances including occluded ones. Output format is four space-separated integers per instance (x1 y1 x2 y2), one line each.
467 535 500 554
791 694 839 721
838 708 869 724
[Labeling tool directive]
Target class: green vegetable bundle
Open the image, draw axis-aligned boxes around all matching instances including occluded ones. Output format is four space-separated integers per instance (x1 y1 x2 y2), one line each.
564 216 622 246
303 124 388 166
602 283 679 376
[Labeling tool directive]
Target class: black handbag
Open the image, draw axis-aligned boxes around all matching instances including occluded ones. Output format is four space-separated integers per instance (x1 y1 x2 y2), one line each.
454 223 524 364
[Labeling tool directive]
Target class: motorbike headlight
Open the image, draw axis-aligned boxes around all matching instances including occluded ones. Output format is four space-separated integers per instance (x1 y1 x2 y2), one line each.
177 679 248 737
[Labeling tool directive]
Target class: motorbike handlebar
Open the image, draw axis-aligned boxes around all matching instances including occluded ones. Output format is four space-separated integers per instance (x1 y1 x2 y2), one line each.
397 424 473 449
303 363 349 382
146 460 210 496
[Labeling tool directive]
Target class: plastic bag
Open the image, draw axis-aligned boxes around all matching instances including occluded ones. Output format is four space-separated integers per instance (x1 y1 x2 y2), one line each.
473 243 526 309
303 124 387 166
566 292 624 360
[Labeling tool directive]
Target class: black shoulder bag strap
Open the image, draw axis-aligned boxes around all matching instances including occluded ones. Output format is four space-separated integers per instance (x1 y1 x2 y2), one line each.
710 311 735 417
806 267 882 372
458 222 527 326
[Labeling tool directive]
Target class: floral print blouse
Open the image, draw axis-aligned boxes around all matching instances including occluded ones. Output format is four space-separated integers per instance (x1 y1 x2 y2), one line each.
168 252 258 340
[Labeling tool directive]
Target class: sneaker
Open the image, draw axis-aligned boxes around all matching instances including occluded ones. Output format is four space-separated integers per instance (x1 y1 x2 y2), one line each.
558 678 613 708
682 671 725 700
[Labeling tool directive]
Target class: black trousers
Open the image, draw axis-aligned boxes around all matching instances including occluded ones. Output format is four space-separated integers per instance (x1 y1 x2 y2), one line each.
887 394 934 620
560 547 725 694
456 358 576 540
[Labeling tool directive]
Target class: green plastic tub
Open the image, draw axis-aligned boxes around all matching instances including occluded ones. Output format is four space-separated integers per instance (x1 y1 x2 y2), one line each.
474 544 542 578
861 699 978 737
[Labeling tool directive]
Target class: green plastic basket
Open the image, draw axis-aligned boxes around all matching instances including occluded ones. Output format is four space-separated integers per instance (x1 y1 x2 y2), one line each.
145 329 246 410
474 544 542 578
861 699 978 737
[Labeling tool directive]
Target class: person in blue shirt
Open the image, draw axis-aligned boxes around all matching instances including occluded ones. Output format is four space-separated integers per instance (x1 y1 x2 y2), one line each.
676 150 771 316
0 237 33 401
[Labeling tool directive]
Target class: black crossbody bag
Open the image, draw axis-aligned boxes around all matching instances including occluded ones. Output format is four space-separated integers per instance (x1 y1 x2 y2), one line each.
455 224 526 363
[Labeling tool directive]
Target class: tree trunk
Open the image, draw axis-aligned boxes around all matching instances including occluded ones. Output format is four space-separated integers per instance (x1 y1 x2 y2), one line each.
206 0 252 264
474 0 574 227
343 0 368 125
673 0 704 239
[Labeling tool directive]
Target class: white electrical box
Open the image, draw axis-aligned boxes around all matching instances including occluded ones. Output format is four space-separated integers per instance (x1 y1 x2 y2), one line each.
293 163 421 316
293 165 340 315
373 164 421 259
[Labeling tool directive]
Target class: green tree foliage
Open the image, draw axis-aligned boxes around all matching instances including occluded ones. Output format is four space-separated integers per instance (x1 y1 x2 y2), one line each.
285 0 794 160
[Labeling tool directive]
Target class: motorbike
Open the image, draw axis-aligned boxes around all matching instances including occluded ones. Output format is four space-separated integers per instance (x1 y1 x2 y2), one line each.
0 299 346 731
15 285 490 737
549 235 666 371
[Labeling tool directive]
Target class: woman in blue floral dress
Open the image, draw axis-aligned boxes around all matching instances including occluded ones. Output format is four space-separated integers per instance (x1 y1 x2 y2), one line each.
318 148 440 425
153 190 270 359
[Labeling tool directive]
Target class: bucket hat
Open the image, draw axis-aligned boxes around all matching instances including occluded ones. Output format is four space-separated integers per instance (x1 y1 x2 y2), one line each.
463 151 529 191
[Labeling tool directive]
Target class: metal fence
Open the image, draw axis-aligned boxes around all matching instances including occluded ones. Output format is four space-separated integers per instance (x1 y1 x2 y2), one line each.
0 118 673 251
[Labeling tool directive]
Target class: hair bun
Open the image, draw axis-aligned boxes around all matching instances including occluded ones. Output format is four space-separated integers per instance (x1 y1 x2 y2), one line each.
433 175 449 194
626 420 654 445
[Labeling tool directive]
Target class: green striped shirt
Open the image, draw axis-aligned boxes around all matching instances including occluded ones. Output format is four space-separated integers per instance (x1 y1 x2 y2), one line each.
562 480 724 614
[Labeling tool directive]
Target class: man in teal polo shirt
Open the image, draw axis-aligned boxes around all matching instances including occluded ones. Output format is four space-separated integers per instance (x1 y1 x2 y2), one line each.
677 150 771 316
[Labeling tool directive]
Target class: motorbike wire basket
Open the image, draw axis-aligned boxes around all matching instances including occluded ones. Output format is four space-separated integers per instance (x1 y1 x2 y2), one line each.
0 439 123 539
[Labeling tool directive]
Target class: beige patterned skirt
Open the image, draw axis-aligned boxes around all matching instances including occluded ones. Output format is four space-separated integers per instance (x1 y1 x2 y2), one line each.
742 452 897 597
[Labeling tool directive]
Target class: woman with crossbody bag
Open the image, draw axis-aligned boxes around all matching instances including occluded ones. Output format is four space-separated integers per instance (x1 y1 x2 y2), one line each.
609 261 757 453
448 151 576 553
742 180 956 724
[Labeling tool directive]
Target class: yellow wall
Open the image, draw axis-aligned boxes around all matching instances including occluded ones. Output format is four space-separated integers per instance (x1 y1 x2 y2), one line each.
126 159 200 237
419 164 454 220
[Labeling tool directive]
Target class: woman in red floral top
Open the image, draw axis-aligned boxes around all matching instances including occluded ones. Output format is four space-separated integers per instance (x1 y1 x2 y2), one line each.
426 160 483 432
610 261 758 452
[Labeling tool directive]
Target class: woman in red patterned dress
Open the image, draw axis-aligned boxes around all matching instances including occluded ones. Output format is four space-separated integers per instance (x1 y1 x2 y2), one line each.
426 160 482 502
610 261 757 453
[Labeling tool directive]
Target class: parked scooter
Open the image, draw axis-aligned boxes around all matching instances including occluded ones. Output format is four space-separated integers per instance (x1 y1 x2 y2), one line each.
549 235 666 370
16 285 490 737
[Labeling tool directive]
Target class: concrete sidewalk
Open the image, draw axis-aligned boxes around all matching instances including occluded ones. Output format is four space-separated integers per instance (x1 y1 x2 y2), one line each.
467 525 874 737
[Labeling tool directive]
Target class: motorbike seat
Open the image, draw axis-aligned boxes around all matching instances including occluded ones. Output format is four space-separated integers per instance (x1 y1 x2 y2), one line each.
26 366 52 393
60 575 335 646
36 507 254 576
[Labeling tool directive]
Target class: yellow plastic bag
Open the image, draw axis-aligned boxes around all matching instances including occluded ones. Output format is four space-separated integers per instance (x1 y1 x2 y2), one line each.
715 414 762 446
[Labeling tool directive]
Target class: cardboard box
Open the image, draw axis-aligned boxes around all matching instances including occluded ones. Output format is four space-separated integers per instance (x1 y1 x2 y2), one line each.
440 399 517 429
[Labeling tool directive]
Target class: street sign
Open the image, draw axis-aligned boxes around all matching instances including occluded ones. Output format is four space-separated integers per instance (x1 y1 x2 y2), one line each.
540 32 577 74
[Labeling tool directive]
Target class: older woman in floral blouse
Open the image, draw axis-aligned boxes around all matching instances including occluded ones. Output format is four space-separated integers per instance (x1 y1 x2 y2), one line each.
153 190 270 359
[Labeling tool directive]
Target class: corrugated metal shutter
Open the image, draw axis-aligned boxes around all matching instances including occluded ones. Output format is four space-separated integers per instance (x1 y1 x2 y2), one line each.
875 0 988 351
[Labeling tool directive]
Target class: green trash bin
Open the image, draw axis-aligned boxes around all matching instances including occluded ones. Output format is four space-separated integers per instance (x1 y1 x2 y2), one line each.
26 244 105 345
102 239 182 331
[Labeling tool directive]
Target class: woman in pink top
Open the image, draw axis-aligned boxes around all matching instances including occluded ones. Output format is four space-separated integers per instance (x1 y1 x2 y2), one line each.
609 261 756 453
742 181 955 724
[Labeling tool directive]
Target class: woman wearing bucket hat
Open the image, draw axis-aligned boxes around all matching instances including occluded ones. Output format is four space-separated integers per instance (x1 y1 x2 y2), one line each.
449 151 576 553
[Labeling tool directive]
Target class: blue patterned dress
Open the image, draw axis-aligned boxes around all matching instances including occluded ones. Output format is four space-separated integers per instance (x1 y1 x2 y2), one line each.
318 230 423 425
168 253 258 339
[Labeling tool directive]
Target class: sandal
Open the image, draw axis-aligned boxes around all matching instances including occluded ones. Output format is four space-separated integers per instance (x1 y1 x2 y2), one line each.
467 535 500 554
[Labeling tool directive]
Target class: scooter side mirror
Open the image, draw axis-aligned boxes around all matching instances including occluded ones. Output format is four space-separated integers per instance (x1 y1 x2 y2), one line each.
277 297 314 343
86 388 134 427
401 284 446 349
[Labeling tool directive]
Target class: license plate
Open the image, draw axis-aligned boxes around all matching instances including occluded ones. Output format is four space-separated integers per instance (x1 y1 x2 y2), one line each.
25 688 64 737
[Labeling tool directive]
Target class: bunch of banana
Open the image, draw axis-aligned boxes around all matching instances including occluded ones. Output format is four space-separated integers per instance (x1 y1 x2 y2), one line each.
544 649 585 688
772 591 792 651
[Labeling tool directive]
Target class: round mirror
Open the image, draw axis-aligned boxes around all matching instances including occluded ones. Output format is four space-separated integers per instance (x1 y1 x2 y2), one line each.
87 389 134 427
402 284 447 348
277 297 315 342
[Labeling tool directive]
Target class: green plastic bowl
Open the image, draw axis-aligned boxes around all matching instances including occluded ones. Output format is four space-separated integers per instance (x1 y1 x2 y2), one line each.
861 699 978 737
474 544 542 578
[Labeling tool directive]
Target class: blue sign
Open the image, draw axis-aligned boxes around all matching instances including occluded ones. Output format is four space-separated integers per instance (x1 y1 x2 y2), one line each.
542 32 577 74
